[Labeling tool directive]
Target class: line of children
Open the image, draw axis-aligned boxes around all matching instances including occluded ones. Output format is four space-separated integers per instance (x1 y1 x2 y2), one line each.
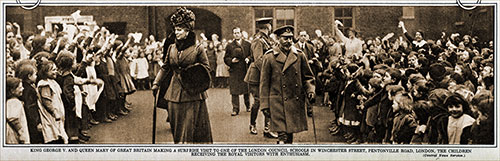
317 21 494 144
5 21 143 144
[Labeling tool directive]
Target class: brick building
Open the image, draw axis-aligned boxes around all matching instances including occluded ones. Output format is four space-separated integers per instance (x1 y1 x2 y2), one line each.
6 5 495 42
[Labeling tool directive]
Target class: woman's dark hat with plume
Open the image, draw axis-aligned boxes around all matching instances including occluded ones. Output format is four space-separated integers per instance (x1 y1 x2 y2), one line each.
170 7 196 30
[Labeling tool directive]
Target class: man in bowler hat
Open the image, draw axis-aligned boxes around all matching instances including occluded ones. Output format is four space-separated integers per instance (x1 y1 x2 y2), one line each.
224 27 251 116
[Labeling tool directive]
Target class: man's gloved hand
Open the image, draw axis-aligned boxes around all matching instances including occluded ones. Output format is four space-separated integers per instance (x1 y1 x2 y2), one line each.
308 93 315 104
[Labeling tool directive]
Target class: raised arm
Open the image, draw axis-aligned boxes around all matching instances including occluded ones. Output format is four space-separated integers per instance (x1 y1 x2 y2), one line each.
399 21 414 42
333 20 349 43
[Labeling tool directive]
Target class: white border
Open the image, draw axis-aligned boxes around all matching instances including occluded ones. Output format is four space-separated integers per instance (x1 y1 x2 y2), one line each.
1 0 499 160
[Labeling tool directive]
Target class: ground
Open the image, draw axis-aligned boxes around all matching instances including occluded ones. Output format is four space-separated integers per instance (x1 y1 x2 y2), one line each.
88 88 343 144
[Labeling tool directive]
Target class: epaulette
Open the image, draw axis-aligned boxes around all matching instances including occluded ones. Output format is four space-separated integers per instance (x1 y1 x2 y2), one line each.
264 49 274 55
291 46 301 55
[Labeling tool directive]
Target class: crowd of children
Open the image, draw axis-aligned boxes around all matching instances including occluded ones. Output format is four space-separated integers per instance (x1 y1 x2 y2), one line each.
5 21 146 144
310 21 495 144
5 17 494 145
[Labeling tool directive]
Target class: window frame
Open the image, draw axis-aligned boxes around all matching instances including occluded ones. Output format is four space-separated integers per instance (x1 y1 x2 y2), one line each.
333 7 354 35
402 6 415 19
253 7 296 35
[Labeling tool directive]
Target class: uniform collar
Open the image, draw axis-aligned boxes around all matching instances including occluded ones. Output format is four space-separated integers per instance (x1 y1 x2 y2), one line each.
273 46 298 72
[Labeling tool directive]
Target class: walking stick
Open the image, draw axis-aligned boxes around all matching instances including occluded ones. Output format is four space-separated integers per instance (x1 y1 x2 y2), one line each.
310 100 318 144
152 92 157 144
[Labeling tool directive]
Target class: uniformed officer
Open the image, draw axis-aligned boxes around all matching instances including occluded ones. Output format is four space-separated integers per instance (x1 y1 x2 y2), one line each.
260 25 316 144
244 17 278 138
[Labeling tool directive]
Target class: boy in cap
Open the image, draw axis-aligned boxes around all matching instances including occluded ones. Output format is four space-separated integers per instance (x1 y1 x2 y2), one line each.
260 25 316 144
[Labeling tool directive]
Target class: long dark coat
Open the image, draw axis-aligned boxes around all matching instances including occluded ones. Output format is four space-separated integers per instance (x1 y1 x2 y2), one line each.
260 46 315 133
159 32 212 143
20 81 44 144
224 40 251 95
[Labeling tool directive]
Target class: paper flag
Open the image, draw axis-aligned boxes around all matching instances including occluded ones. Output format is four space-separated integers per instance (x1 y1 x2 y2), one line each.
315 29 322 37
382 33 394 41
71 10 82 22
131 32 143 43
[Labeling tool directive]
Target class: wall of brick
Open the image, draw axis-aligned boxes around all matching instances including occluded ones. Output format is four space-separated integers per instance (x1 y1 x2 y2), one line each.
153 6 254 41
7 6 494 44
295 6 335 39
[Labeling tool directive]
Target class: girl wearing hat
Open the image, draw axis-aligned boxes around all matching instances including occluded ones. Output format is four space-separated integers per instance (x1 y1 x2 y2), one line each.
152 7 212 144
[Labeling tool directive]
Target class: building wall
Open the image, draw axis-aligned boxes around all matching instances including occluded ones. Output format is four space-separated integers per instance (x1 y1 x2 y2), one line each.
6 6 494 43
295 6 335 38
153 6 254 41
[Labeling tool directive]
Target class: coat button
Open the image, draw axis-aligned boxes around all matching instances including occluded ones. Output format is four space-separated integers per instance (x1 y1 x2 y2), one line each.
284 98 288 101
283 85 286 88
296 97 299 100
295 84 298 87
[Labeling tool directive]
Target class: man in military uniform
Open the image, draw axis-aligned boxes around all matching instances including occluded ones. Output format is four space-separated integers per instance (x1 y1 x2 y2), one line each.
244 17 278 138
260 25 316 144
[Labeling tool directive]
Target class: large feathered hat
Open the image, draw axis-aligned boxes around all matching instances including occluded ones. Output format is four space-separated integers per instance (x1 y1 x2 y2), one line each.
170 7 196 30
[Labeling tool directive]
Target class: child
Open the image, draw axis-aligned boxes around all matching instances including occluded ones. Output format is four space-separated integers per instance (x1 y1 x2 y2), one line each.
215 44 229 88
410 100 432 144
391 94 417 144
17 62 45 144
470 98 494 144
362 68 401 143
338 63 370 144
6 76 30 144
440 93 475 144
37 60 68 144
55 51 95 144
132 52 150 90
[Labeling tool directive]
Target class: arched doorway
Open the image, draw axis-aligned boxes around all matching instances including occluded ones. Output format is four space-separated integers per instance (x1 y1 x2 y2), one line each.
164 7 222 42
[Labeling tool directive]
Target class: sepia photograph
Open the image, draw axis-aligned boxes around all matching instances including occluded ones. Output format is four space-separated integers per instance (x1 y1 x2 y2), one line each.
1 0 498 160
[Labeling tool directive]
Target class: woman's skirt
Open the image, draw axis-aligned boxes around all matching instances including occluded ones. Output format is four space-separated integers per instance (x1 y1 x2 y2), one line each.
216 65 229 77
168 100 213 144
118 73 136 95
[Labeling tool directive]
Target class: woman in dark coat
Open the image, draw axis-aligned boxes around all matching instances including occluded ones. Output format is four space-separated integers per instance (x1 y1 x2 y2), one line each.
152 7 212 144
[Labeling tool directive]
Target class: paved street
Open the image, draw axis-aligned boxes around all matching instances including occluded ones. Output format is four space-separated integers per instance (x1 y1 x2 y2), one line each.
88 88 343 144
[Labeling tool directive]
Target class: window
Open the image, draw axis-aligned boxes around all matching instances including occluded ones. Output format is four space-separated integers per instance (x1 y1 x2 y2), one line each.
254 8 295 33
334 8 353 34
275 9 294 27
402 7 415 19
102 22 127 35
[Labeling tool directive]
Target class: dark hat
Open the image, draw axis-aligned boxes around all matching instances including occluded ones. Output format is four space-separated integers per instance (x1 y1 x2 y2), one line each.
256 17 273 25
428 88 451 110
346 63 359 73
170 7 196 30
180 63 211 94
429 63 446 81
273 25 294 37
